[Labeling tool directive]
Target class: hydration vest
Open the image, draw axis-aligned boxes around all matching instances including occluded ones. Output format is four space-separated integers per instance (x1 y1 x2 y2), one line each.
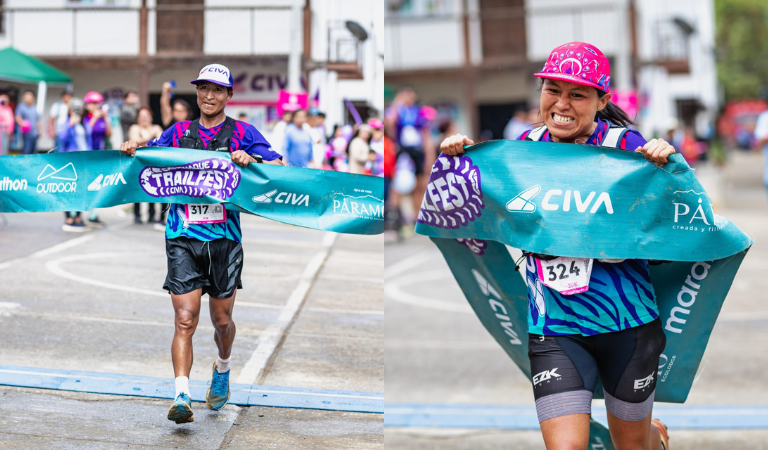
524 122 629 148
177 116 236 152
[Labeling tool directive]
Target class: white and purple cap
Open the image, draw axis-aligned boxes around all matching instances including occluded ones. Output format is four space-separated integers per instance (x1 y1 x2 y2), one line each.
191 64 233 88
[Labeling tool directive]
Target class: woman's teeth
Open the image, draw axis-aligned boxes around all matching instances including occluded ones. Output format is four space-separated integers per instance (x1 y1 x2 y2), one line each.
553 114 574 124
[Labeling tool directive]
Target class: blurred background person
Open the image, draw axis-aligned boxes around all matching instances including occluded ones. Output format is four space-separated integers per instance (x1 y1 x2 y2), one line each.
160 82 192 130
48 89 72 150
82 91 112 227
284 108 314 168
238 112 249 123
60 104 89 232
120 90 140 144
503 108 531 140
270 110 293 156
347 124 373 175
369 118 385 177
0 93 15 156
309 111 327 167
384 86 434 227
129 106 164 226
83 91 112 151
327 124 349 171
15 90 40 155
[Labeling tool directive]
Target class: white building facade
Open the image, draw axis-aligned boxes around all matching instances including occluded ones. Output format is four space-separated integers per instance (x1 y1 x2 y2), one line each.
385 0 718 140
0 0 383 149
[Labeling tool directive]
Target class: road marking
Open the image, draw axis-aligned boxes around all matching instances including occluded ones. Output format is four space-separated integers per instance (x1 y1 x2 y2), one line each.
236 232 337 385
320 274 383 284
0 302 20 317
0 235 96 271
0 365 383 413
384 250 433 279
242 237 327 249
43 252 282 309
307 307 384 316
386 269 472 314
385 403 768 429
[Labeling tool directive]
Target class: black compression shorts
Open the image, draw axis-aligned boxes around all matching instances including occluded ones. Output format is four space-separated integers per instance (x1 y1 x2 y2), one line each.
396 146 426 176
528 319 666 423
163 236 243 298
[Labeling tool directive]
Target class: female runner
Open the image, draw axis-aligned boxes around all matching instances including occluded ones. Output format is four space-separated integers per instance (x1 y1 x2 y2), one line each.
441 42 674 450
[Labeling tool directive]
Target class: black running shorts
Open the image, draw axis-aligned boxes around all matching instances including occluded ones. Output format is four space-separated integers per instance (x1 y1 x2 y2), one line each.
528 319 666 423
397 146 426 175
163 236 243 298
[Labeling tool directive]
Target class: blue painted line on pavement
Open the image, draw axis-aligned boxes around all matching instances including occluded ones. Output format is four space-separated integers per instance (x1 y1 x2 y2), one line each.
0 365 383 414
385 404 768 430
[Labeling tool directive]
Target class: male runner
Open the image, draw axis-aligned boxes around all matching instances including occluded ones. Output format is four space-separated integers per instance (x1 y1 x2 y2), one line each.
119 64 285 424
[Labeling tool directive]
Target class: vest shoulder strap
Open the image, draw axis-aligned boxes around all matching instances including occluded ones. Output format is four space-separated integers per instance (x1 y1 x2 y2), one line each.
185 119 200 139
525 125 548 142
601 126 628 148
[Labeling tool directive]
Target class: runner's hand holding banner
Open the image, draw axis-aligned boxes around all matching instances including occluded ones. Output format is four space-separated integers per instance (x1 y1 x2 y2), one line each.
0 148 384 235
414 140 752 448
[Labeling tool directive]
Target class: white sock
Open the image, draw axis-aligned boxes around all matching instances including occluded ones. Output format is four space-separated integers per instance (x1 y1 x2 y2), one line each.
216 355 231 374
175 376 190 398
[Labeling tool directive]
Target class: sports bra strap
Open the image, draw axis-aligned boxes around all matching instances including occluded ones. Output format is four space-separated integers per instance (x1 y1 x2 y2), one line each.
600 126 627 148
525 125 548 142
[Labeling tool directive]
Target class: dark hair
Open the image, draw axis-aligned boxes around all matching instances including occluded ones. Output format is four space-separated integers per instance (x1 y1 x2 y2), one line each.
172 98 191 119
292 109 307 123
538 79 633 127
316 112 326 119
345 126 372 156
438 118 454 135
24 89 35 97
123 90 137 99
328 124 340 142
596 90 633 126
137 105 154 119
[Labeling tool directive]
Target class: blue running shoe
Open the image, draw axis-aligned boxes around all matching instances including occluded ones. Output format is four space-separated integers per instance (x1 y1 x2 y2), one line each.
206 361 231 410
167 393 194 424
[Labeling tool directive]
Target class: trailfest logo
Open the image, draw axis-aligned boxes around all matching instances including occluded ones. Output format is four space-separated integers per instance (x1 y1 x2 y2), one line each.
418 155 484 229
139 158 240 199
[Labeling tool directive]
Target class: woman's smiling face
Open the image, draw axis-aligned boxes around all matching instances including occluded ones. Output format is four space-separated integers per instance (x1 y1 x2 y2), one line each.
539 78 610 143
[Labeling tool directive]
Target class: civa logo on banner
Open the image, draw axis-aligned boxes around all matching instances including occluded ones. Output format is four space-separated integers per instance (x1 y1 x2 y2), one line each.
506 185 614 214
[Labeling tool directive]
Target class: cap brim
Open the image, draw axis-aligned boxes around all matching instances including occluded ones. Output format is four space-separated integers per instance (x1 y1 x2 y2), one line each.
533 73 607 92
191 79 232 88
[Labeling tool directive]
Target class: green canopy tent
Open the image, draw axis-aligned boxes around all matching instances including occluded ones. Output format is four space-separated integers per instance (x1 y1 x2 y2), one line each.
0 47 72 116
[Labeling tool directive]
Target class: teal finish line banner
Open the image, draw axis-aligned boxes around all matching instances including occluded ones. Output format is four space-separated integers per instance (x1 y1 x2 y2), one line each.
415 141 753 449
0 148 384 235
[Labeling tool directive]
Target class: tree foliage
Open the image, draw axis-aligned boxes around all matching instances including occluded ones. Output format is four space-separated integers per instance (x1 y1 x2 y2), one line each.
715 0 768 99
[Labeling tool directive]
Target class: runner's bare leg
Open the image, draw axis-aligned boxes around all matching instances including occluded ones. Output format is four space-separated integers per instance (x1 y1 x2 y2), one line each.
210 288 237 360
607 411 662 450
171 288 202 377
539 413 591 449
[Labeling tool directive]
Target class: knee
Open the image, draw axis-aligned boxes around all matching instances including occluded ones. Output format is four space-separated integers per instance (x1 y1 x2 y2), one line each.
212 312 233 331
176 310 198 333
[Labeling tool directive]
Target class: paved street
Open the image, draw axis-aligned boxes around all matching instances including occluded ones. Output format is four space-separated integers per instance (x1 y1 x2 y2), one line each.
0 207 383 449
385 151 768 449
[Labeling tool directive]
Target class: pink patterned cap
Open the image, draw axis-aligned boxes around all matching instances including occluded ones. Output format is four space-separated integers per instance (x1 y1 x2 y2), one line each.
534 42 611 93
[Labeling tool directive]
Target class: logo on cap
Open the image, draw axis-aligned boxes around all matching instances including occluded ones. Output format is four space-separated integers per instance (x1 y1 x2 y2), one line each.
192 64 233 88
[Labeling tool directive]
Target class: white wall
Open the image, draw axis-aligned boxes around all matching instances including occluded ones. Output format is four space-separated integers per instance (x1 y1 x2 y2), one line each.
635 0 718 136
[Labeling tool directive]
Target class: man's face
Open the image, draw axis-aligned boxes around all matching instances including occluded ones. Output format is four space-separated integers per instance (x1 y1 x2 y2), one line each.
23 92 35 105
62 93 72 104
372 128 384 140
196 81 232 117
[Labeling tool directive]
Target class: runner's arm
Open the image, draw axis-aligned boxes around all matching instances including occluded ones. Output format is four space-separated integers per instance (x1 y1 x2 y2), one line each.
160 82 172 128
